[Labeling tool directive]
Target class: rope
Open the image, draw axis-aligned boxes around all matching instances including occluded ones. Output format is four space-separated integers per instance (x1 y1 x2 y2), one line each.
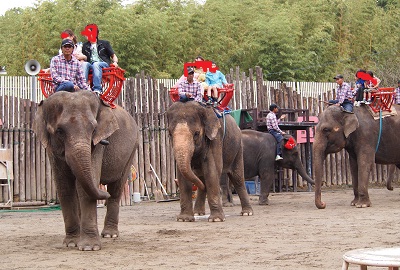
375 109 382 153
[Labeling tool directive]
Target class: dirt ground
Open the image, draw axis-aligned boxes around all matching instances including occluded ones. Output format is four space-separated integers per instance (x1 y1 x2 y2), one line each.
1 187 400 270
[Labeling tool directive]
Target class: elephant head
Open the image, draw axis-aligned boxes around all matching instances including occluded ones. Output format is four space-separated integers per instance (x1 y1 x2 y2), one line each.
313 106 359 209
167 102 221 191
33 91 119 200
280 135 315 185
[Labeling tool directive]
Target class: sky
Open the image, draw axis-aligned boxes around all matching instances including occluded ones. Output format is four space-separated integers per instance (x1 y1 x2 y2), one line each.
0 0 137 16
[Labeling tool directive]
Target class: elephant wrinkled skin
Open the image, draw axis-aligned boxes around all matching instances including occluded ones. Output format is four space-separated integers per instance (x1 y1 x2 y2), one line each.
221 130 315 206
33 91 138 251
167 101 253 222
313 105 400 209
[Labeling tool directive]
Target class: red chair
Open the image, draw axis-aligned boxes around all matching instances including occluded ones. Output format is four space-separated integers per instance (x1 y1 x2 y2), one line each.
169 83 234 111
369 87 395 113
37 65 126 108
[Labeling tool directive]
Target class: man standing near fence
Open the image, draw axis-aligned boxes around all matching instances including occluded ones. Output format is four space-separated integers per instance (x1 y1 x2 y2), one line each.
50 39 89 92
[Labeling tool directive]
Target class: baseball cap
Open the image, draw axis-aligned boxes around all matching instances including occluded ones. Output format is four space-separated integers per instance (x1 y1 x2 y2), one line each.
187 67 195 74
333 74 344 80
61 39 74 47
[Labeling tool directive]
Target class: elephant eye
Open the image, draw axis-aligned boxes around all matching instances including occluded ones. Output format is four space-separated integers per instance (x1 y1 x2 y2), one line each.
55 128 64 135
322 127 331 133
193 131 200 140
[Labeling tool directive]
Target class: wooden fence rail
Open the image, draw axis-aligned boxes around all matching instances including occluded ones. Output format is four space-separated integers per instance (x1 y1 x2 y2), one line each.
0 66 397 206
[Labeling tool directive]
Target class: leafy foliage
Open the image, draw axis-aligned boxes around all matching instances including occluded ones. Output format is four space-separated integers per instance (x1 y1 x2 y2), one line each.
0 0 399 85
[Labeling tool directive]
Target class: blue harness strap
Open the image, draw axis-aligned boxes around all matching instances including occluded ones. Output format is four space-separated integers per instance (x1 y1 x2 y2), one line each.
375 109 382 153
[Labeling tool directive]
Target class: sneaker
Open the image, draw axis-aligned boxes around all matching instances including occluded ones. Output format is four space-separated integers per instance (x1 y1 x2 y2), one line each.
365 100 371 105
275 155 283 161
354 101 360 107
206 99 213 105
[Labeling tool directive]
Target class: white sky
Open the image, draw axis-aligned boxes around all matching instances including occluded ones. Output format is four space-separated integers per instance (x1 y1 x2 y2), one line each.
0 0 137 16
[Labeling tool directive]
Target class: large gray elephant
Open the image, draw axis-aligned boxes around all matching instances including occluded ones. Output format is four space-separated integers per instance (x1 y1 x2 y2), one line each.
166 101 253 222
221 130 315 205
33 91 138 251
313 105 400 209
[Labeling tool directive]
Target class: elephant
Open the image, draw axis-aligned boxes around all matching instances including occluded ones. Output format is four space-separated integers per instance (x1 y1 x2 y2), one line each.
166 101 253 222
33 90 138 251
313 105 400 209
221 130 315 206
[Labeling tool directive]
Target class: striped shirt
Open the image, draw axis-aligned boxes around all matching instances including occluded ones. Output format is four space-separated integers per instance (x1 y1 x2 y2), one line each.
50 54 89 90
395 87 400 104
178 80 203 102
336 82 353 104
266 111 283 133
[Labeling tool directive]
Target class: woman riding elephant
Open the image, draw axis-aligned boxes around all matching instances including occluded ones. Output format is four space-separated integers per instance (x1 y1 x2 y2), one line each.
33 90 138 251
167 101 253 222
313 104 400 209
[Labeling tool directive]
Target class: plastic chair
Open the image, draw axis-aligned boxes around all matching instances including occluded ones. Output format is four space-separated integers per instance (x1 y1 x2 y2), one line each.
0 148 13 208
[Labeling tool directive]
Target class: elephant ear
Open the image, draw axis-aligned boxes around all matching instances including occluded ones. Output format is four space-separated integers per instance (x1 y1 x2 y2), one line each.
201 107 221 140
343 112 359 138
33 100 49 148
93 104 119 145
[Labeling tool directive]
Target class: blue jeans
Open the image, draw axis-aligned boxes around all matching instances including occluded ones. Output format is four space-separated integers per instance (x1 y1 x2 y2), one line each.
82 61 109 92
55 81 75 92
329 99 354 112
269 129 283 156
179 94 194 102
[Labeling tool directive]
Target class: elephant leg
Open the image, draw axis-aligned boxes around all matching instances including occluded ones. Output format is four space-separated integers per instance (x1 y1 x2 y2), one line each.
258 170 273 205
204 163 226 222
76 183 101 251
387 165 396 191
348 155 359 206
176 171 195 222
355 155 374 208
220 173 234 207
227 151 253 216
194 186 206 215
101 181 124 238
51 159 81 248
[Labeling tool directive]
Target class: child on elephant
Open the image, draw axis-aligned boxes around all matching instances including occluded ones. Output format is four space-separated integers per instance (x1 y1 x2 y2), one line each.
266 104 286 161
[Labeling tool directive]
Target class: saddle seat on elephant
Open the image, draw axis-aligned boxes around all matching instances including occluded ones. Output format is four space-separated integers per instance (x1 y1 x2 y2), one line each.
37 65 125 108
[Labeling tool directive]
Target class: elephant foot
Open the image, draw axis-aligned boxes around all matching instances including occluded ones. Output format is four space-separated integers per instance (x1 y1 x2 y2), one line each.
355 201 371 208
258 198 270 205
177 213 195 222
63 235 79 248
78 236 102 251
240 206 254 216
101 227 119 238
194 211 206 216
222 201 235 207
208 213 226 222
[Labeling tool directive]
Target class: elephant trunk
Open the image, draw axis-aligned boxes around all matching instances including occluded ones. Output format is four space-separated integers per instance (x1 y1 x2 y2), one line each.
293 158 315 185
313 143 326 209
172 134 205 191
65 142 110 200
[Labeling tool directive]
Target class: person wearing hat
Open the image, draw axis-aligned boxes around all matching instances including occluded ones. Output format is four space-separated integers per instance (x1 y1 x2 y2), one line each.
266 104 286 161
50 39 90 92
394 80 400 105
329 74 354 113
177 67 203 103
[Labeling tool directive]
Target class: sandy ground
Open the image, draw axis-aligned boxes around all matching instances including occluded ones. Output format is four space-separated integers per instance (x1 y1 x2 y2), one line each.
1 187 400 270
